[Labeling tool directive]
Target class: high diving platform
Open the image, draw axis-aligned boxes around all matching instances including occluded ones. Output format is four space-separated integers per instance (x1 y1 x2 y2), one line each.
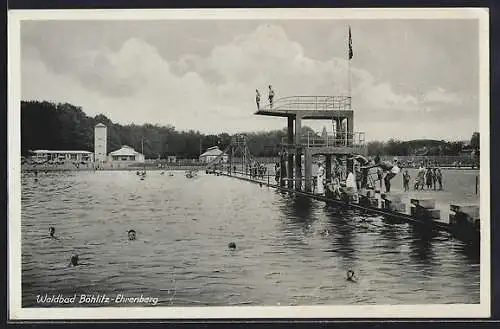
203 94 480 248
255 95 366 193
255 95 353 118
203 95 480 248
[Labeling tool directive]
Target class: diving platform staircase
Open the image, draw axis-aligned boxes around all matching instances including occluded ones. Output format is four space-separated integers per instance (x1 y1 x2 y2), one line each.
205 135 258 174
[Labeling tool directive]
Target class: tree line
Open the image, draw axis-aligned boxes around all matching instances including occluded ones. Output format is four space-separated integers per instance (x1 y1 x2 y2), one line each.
366 133 479 157
21 101 479 159
21 101 294 159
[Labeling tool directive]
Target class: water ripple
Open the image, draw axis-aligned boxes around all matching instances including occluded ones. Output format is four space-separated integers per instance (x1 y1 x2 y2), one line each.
21 171 479 307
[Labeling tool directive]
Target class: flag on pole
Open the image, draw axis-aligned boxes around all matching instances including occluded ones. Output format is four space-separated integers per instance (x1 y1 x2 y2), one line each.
348 25 353 60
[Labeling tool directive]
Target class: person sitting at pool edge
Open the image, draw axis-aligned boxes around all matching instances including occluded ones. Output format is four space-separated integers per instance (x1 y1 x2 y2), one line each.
326 176 341 199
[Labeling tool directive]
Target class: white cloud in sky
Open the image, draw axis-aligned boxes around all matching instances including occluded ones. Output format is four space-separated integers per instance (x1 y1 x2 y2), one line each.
20 21 479 141
422 87 462 105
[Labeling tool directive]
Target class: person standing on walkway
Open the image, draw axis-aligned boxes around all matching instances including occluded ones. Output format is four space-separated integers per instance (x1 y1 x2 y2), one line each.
268 85 275 109
274 162 280 183
425 167 433 189
432 167 438 190
403 169 410 192
416 163 426 190
316 162 325 195
255 89 261 110
376 166 384 191
355 164 362 190
345 166 358 196
436 167 443 190
347 154 369 189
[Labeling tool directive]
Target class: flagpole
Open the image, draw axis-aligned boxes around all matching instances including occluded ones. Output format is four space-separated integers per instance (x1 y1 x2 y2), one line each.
348 54 351 100
347 25 352 106
346 25 352 147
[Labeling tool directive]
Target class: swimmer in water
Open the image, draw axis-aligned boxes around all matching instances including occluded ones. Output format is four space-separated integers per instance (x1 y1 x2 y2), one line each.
45 226 60 240
68 254 93 267
320 229 330 236
228 242 236 250
69 254 79 266
128 229 136 241
346 270 357 282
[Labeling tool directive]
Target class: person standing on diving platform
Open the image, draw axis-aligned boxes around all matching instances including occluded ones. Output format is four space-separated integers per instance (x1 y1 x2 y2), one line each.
255 89 261 110
268 85 275 109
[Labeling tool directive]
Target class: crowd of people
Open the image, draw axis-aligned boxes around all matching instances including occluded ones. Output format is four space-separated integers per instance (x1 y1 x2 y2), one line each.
410 163 443 191
312 155 445 200
238 151 445 199
248 160 267 179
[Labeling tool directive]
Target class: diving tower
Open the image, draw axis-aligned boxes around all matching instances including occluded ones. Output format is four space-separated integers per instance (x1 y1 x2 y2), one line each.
255 95 367 192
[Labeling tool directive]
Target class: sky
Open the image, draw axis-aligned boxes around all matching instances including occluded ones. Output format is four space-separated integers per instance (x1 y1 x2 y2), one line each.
20 17 481 141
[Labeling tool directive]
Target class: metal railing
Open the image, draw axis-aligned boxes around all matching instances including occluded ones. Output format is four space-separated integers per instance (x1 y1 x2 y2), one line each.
281 132 366 149
260 95 352 112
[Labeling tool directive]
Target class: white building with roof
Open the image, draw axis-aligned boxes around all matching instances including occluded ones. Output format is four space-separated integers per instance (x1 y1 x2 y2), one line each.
199 146 228 163
94 123 107 162
108 145 145 163
31 150 94 163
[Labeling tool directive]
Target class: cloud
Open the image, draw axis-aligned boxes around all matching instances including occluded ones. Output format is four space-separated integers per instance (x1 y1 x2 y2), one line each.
422 87 461 105
21 23 477 140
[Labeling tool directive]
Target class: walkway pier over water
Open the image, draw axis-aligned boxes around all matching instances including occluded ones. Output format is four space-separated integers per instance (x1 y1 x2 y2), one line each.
255 95 366 192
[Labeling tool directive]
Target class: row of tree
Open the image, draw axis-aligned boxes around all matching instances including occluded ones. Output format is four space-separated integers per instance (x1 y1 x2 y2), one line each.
21 101 479 159
366 133 479 157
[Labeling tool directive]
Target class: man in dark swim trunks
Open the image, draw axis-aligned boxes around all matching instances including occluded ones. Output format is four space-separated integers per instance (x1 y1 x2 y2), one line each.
256 89 261 110
268 85 275 109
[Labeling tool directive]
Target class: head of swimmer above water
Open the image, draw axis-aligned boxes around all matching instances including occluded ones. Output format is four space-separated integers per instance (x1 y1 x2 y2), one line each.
49 227 55 237
347 270 356 281
70 254 79 266
128 230 136 241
